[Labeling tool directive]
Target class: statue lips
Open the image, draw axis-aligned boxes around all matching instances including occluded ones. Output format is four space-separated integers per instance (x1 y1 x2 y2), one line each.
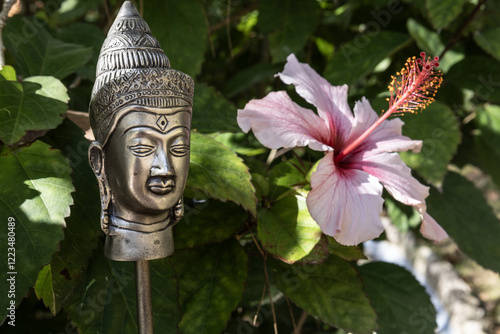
147 177 176 195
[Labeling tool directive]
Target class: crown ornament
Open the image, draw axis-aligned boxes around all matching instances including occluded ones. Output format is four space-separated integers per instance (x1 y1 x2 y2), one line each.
89 1 194 146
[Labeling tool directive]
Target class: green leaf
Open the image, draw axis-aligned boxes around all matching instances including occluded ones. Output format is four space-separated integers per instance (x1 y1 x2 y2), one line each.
385 197 421 233
426 0 468 29
0 141 74 323
268 158 311 201
175 239 248 334
222 63 281 98
237 9 259 35
297 235 330 264
315 37 335 60
34 120 101 314
259 0 319 63
427 172 500 273
399 101 461 185
240 253 281 307
446 56 500 103
252 172 270 201
270 256 377 333
24 76 70 101
474 104 500 186
54 0 101 25
56 22 106 81
174 199 247 249
451 122 482 169
358 262 437 334
0 65 16 80
474 27 500 62
212 132 268 157
66 246 180 334
324 31 410 85
327 237 366 261
187 132 257 216
192 83 239 133
480 0 500 30
144 0 207 77
406 18 464 72
0 74 69 146
3 16 93 79
34 265 55 311
258 194 322 263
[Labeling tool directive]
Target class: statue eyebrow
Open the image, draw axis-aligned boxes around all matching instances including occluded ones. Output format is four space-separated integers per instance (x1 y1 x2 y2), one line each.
120 125 160 137
171 134 189 144
163 126 190 135
120 125 190 138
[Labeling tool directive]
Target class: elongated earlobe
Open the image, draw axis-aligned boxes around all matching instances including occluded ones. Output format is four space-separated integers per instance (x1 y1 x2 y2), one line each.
89 142 111 234
170 197 184 227
89 142 104 176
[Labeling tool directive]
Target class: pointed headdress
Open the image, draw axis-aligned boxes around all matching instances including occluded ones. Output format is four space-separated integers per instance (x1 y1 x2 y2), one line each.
89 1 194 146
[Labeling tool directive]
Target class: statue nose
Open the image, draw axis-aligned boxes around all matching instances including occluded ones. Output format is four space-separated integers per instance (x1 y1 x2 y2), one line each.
150 148 174 177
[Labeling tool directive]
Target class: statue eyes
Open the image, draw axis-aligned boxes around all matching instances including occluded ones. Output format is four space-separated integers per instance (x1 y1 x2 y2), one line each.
128 144 155 157
127 143 189 157
170 145 189 157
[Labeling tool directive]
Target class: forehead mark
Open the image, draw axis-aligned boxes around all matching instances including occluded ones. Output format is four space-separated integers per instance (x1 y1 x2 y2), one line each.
156 115 169 131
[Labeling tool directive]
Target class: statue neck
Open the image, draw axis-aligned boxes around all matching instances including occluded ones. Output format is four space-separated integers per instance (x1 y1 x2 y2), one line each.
110 201 171 225
110 214 171 233
105 214 175 261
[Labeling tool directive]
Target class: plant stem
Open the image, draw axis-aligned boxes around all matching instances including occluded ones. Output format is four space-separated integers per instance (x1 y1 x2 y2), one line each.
285 297 297 331
253 283 267 326
293 311 308 334
263 253 278 334
209 3 258 34
439 0 488 59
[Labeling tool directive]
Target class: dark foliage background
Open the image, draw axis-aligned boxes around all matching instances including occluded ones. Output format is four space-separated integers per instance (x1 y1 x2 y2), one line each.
1 0 500 333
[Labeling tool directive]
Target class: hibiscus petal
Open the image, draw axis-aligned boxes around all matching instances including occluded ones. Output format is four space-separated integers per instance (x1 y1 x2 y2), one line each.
358 152 448 242
420 212 449 242
347 97 380 141
358 152 428 207
237 91 332 151
277 54 354 147
306 152 385 245
348 98 422 156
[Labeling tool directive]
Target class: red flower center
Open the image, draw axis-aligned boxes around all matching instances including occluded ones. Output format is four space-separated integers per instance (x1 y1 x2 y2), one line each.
334 52 443 165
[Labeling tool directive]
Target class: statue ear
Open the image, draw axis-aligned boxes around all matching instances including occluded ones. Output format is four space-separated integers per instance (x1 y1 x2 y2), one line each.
89 142 105 176
89 142 110 234
170 197 184 227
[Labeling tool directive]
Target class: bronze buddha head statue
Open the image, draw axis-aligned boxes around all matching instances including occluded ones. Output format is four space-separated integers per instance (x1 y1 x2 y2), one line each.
88 1 194 261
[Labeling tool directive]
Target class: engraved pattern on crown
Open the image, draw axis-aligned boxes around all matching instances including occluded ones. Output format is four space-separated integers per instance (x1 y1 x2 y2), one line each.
90 69 194 140
112 17 151 34
101 33 161 52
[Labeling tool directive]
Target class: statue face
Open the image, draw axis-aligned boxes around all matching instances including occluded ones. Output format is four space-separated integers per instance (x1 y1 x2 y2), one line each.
104 106 191 222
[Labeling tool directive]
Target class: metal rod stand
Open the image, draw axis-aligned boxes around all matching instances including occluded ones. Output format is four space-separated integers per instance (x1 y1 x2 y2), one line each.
136 260 153 334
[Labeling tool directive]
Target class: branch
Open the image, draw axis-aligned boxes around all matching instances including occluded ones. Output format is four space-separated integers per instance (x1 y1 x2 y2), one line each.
209 3 258 34
0 0 16 67
439 0 488 59
293 311 308 334
262 253 278 334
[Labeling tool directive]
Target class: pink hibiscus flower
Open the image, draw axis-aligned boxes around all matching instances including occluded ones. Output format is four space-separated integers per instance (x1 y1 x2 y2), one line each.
237 53 448 245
